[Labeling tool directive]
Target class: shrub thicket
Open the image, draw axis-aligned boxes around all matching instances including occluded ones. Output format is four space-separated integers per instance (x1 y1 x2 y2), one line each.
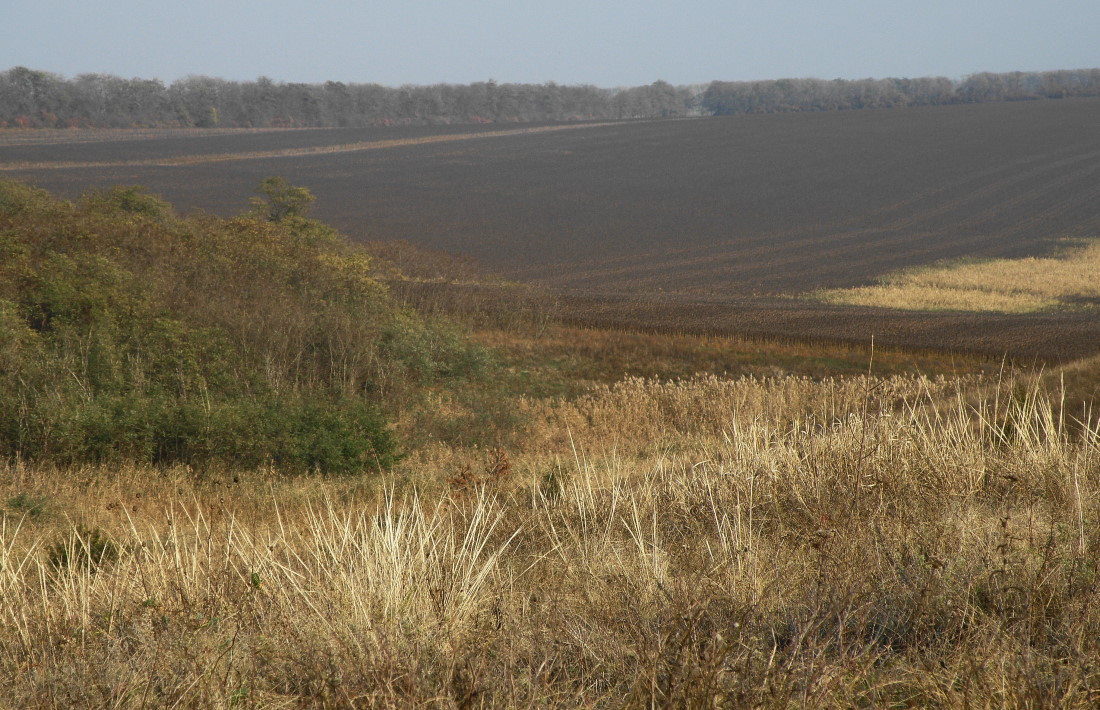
0 178 489 473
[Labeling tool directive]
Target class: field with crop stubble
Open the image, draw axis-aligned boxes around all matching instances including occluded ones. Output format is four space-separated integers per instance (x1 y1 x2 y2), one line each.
4 99 1100 359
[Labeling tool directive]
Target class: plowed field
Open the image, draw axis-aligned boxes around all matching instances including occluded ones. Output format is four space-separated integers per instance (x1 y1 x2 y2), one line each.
4 99 1100 359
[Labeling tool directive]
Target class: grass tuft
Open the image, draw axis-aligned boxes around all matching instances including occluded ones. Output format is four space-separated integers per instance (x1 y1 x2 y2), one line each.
2 371 1099 706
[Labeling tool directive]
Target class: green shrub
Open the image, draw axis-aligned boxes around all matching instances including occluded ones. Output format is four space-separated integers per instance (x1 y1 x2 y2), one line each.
0 177 498 473
149 397 401 475
46 525 119 573
4 393 400 476
53 393 157 464
5 492 50 519
267 399 402 475
0 180 55 218
78 185 172 221
380 311 492 384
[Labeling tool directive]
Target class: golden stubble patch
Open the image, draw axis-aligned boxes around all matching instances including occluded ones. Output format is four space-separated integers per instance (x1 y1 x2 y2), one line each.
812 238 1100 314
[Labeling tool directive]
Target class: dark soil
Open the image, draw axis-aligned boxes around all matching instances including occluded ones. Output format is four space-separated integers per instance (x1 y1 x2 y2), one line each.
5 99 1100 359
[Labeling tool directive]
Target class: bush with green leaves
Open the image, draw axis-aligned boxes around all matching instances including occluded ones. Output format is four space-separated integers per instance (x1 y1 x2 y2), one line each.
46 525 119 573
0 178 486 474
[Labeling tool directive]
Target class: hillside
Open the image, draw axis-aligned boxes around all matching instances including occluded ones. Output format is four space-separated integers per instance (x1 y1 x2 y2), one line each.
2 179 1100 706
6 99 1100 358
5 100 1098 296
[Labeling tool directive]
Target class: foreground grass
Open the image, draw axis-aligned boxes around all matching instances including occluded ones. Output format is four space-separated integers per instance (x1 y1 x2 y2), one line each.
813 238 1100 314
3 371 1100 707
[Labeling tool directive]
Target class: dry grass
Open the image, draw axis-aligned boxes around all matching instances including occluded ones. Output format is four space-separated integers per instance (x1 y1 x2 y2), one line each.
813 238 1100 313
3 369 1100 707
474 324 993 389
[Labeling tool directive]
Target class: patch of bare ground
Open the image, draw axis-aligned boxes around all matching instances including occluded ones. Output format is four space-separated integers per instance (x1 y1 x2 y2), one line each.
364 271 1100 368
473 323 994 392
554 293 1100 364
6 101 1100 302
5 101 1100 360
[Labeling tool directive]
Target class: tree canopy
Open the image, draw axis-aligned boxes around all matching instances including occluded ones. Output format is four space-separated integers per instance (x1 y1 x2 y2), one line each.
6 67 1096 129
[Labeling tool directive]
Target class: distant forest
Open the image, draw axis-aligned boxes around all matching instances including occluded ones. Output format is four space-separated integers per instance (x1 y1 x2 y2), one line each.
2 66 1100 129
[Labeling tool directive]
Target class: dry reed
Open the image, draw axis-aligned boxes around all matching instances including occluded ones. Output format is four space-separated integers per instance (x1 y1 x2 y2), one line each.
814 238 1100 313
2 371 1099 707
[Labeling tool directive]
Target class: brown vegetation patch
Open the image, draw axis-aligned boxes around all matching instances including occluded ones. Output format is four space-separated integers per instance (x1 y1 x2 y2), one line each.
814 238 1100 314
555 294 1100 363
4 373 1100 706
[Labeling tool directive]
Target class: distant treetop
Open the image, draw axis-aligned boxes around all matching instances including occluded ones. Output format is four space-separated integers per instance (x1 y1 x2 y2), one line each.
2 67 1099 129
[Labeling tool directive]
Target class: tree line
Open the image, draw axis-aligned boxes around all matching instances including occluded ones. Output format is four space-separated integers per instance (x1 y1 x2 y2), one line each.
0 69 697 128
2 66 1100 129
701 69 1100 114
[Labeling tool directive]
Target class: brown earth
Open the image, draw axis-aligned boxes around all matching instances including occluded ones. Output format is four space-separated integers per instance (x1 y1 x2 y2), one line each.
555 293 1100 363
4 99 1100 360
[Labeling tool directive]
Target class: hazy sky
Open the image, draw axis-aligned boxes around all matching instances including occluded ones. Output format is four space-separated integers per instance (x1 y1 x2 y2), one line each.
3 0 1098 87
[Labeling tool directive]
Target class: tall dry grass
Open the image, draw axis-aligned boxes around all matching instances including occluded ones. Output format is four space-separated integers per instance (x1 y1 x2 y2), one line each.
814 238 1100 313
2 371 1099 707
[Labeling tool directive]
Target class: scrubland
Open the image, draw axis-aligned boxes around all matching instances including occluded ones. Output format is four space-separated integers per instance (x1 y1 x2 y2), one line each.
3 177 1100 706
4 367 1100 707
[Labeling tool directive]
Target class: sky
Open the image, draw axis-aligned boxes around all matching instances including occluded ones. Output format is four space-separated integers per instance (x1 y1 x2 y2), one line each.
2 0 1098 87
